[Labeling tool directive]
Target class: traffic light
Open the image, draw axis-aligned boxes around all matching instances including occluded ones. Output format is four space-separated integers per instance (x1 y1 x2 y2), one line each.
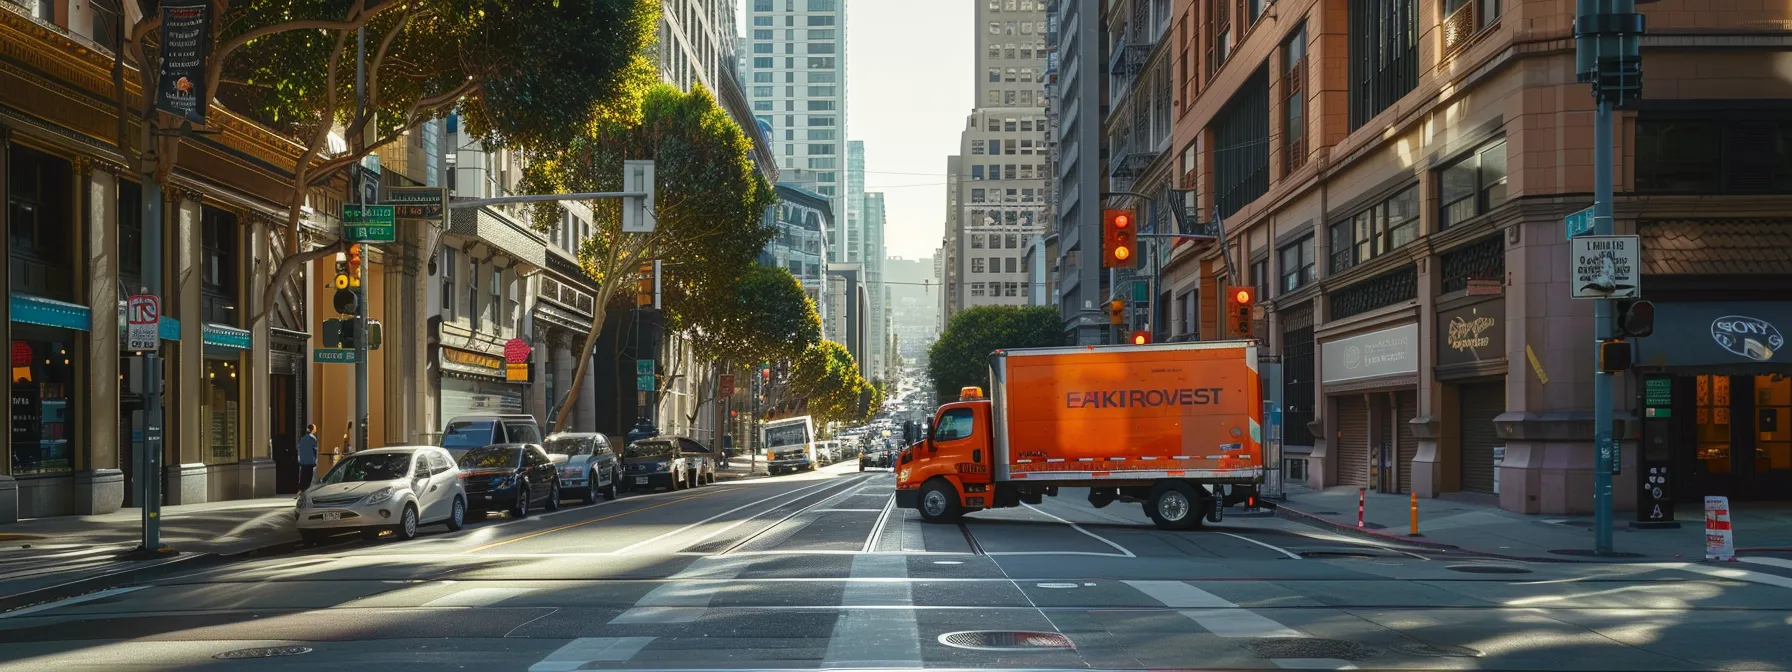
332 287 360 316
322 318 342 348
1102 208 1137 269
637 263 654 307
1599 339 1632 373
1617 300 1655 338
336 319 360 349
367 320 383 350
346 244 363 288
1129 330 1152 345
1109 299 1125 325
1227 286 1256 338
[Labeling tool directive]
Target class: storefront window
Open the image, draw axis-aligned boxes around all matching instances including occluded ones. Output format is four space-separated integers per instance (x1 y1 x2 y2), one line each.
201 207 238 326
1696 375 1731 472
10 330 77 475
201 356 241 465
1754 376 1791 473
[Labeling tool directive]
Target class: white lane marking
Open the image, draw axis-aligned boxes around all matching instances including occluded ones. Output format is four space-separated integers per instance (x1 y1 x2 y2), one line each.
610 476 867 555
822 554 922 668
0 586 146 619
421 587 535 608
1274 659 1361 670
817 508 884 513
1180 609 1305 638
528 637 656 672
1122 581 1235 608
986 551 1132 557
1020 503 1137 557
609 560 747 624
862 496 897 553
1662 561 1792 590
674 549 970 556
1739 556 1792 571
1216 531 1303 560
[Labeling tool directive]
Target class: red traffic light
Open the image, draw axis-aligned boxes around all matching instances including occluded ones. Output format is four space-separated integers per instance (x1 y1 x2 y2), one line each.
1227 285 1257 338
1130 330 1152 345
1102 208 1138 269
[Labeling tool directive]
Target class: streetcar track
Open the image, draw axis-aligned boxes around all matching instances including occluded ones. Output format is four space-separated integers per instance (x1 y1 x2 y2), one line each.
712 474 877 555
957 522 987 555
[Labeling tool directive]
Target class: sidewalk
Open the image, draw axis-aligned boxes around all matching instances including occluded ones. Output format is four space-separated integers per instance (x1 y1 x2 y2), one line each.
1274 485 1792 561
0 497 302 611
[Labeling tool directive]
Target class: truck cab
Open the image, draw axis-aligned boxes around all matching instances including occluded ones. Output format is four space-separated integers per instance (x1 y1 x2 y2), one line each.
895 389 997 519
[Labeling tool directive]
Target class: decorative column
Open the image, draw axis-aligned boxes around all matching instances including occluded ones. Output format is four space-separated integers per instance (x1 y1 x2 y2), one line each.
244 214 276 498
0 128 15 523
551 332 575 432
168 192 207 504
78 160 123 514
527 328 549 427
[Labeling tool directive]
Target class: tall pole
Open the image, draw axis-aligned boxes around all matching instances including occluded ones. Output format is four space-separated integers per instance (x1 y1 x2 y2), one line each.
139 167 164 552
353 26 370 453
1592 98 1615 555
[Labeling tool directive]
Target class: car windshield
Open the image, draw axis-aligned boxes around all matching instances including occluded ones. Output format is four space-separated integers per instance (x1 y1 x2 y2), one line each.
319 454 411 484
457 446 520 470
625 442 677 459
441 420 496 449
544 437 589 456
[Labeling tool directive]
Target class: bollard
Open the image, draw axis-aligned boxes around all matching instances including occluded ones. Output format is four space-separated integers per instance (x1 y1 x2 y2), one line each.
1409 492 1423 537
1357 487 1366 528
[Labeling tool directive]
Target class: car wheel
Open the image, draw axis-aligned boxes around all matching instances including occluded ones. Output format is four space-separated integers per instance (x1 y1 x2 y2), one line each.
583 475 599 505
512 486 531 518
394 504 420 541
445 497 466 531
917 479 963 524
1146 481 1205 531
546 480 562 511
605 470 620 500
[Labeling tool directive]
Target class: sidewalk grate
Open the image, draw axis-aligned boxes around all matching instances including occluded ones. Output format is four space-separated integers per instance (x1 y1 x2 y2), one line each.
214 646 313 660
938 631 1074 651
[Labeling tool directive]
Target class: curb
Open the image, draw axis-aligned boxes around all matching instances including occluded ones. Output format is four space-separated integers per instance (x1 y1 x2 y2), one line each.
1268 501 1585 564
0 535 312 615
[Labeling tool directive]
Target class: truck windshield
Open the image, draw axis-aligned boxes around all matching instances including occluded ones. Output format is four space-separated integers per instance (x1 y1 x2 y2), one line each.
766 424 810 447
934 409 975 441
441 420 496 449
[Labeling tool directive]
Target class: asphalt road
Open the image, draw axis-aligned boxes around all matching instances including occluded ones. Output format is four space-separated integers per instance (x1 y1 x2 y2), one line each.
1 461 1789 671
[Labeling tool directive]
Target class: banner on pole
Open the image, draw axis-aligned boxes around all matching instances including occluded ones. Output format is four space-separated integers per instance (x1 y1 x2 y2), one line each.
156 0 212 124
1705 496 1735 561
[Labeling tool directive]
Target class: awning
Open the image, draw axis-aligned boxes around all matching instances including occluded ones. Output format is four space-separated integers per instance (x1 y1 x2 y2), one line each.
1636 301 1792 372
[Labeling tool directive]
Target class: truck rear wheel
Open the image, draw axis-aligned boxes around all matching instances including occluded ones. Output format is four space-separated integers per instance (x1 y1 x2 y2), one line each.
917 479 963 524
1146 481 1206 531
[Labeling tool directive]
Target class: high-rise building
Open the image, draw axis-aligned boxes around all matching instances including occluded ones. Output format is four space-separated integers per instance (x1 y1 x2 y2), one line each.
1045 0 1108 345
945 0 1050 319
940 156 962 326
847 140 867 263
885 255 940 367
862 191 887 378
745 0 848 257
659 0 737 94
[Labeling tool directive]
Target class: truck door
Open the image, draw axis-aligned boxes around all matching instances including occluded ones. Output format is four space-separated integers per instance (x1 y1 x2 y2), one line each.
917 407 987 468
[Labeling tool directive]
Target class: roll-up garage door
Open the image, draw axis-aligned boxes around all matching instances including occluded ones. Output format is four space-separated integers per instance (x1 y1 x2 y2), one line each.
441 377 525 426
1335 396 1369 487
1397 390 1419 493
1459 383 1504 494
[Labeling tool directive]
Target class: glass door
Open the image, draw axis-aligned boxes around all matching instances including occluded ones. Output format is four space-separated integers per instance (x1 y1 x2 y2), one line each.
1748 375 1792 500
1690 374 1735 500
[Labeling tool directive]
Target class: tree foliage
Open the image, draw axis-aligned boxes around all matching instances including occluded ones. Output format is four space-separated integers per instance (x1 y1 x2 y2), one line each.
691 265 822 366
784 341 875 426
927 306 1062 400
518 82 778 430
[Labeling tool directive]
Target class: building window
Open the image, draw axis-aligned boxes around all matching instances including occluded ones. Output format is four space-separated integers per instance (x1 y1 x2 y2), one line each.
809 116 836 126
1442 0 1502 53
440 248 457 319
489 266 502 333
1251 259 1269 301
468 259 481 330
1214 66 1270 218
807 100 836 111
7 145 76 302
1279 236 1315 292
1282 23 1307 175
971 282 987 297
973 258 986 273
200 208 239 326
1348 0 1419 130
201 355 241 466
1205 0 1232 78
1438 139 1507 229
1634 117 1792 195
1330 184 1419 272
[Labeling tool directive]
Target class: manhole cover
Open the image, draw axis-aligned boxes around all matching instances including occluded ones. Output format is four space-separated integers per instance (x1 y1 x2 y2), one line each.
1446 564 1533 574
1245 638 1379 661
214 646 313 660
939 631 1074 651
1395 643 1483 658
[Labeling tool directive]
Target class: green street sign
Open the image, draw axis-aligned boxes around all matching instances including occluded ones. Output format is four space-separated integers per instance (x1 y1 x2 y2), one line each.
344 204 396 242
384 186 447 220
1132 280 1149 303
314 348 359 364
636 359 653 375
636 374 655 391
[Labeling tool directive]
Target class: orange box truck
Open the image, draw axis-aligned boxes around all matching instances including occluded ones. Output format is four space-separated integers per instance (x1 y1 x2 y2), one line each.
894 341 1264 530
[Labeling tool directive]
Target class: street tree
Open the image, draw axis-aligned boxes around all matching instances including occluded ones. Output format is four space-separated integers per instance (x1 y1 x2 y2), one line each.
107 0 657 325
779 341 874 426
927 305 1061 400
519 83 778 431
665 265 821 430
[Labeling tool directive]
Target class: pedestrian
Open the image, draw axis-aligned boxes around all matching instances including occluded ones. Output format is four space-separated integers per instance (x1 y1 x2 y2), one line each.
721 434 734 468
297 423 319 493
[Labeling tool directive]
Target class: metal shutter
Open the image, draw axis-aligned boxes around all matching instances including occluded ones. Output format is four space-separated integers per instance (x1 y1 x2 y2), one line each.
1335 396 1369 487
1459 383 1504 494
1397 390 1419 494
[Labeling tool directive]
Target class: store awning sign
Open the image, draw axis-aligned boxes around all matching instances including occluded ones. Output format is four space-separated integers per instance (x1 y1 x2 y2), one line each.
1636 302 1792 369
156 0 212 125
1322 323 1419 383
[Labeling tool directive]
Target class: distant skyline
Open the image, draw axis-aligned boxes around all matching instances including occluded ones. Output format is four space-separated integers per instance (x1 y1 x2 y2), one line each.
736 0 972 259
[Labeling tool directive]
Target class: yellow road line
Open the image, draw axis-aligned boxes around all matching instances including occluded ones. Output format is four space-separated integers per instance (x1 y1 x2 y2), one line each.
461 492 719 555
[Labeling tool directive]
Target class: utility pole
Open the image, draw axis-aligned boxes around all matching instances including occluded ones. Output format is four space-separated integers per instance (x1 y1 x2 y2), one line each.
353 26 371 454
1574 0 1644 556
138 149 165 554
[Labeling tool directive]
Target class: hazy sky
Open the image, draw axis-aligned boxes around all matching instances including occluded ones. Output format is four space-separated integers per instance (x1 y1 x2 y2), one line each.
738 0 973 261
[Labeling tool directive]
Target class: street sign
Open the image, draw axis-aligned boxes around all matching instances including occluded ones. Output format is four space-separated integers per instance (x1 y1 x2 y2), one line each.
314 348 359 364
636 359 653 376
636 374 655 391
1565 206 1596 240
1570 235 1641 299
344 204 396 242
720 374 735 398
384 186 447 220
126 295 160 351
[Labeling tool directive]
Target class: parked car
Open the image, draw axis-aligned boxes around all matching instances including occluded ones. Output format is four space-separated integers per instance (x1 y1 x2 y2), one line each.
860 448 896 471
456 443 561 518
296 446 467 543
440 414 545 459
544 433 620 504
623 436 715 491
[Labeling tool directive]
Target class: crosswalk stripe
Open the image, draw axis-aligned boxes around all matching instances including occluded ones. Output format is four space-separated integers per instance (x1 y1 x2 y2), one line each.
528 637 655 672
1122 580 1235 608
609 559 748 624
1179 608 1304 638
822 554 922 668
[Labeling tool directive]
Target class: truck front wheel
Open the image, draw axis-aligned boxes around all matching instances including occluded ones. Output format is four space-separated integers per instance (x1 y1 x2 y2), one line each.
917 479 963 524
1146 481 1206 531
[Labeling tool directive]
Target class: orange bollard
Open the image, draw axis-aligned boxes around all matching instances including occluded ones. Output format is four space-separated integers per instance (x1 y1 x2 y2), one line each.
1409 492 1423 537
1357 487 1366 528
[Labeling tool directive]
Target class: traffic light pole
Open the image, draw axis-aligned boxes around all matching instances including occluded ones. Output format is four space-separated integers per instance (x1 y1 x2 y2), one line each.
353 26 370 454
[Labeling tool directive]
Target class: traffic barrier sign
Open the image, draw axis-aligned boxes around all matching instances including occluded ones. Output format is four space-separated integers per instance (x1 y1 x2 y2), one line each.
126 295 160 351
1705 496 1735 561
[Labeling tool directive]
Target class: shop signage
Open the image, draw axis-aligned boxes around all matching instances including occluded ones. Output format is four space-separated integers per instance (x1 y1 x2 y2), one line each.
442 348 505 377
1437 300 1505 368
1466 279 1503 296
506 363 531 383
1321 323 1418 383
126 295 160 352
1569 235 1641 299
11 342 31 368
202 324 251 350
1645 378 1672 415
156 0 212 124
10 295 91 332
503 338 532 364
1636 302 1792 367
